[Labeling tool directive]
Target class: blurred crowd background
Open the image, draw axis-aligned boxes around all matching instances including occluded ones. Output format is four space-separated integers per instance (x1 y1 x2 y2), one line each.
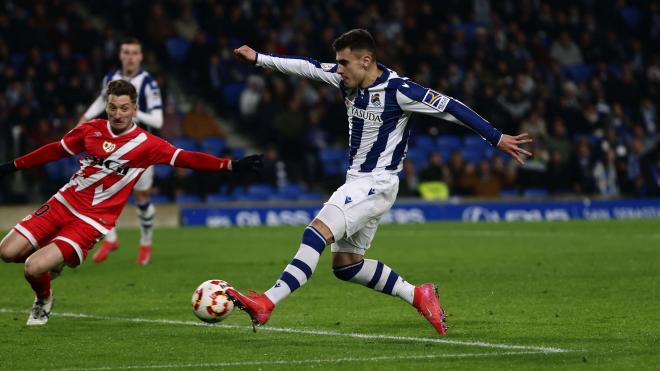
1 0 659 204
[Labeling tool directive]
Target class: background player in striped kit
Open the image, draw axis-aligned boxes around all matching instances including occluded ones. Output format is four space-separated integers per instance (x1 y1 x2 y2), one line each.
79 38 163 265
226 29 532 335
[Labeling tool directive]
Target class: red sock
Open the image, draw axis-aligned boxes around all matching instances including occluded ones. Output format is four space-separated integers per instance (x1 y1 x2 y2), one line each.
25 272 51 300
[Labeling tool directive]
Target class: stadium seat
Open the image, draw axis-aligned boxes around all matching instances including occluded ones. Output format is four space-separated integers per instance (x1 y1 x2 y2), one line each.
436 135 462 153
149 194 172 204
405 147 428 170
463 135 487 148
460 148 483 164
231 148 246 159
500 187 519 197
153 164 173 179
206 193 235 203
222 83 245 109
522 188 549 198
320 148 347 176
412 135 436 153
165 37 191 63
175 194 202 203
566 64 593 83
247 184 275 198
277 184 304 200
171 137 199 152
200 136 226 156
297 192 324 201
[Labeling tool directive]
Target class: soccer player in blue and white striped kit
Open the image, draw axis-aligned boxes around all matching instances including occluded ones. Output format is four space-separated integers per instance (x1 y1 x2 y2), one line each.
227 29 532 335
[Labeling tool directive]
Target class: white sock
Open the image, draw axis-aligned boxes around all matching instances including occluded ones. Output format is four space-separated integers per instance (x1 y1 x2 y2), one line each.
104 228 118 244
137 202 155 246
333 259 415 304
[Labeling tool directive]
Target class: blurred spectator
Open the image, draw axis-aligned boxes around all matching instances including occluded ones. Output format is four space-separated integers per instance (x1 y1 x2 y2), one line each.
399 160 420 197
550 31 584 66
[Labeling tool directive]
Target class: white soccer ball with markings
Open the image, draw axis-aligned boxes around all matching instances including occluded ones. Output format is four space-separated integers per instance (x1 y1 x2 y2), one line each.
191 279 235 323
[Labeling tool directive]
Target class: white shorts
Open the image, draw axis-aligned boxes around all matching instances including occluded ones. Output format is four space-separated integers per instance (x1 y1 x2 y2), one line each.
133 165 154 191
324 171 399 255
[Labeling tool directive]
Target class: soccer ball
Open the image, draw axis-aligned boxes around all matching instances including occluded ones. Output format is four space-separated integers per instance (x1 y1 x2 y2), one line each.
191 279 235 323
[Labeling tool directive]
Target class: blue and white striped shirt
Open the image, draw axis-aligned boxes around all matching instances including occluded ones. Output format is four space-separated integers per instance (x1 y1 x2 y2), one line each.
256 53 502 174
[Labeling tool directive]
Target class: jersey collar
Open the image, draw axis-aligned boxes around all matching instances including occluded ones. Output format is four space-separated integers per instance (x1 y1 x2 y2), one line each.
106 121 138 138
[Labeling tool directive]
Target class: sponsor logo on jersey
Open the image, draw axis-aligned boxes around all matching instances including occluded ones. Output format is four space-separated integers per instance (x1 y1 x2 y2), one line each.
102 141 116 153
344 196 352 205
347 106 383 123
422 89 449 111
84 155 130 176
370 93 381 107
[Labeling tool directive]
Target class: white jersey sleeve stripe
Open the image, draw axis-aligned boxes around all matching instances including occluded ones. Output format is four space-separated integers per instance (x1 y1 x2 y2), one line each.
60 139 75 155
170 148 183 166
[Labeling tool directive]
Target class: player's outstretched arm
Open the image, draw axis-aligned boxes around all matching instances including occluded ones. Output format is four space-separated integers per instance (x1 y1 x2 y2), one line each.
0 141 72 176
234 45 342 87
173 151 263 174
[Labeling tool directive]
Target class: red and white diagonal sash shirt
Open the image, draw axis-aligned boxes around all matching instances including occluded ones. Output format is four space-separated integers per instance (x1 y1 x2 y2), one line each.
54 119 180 234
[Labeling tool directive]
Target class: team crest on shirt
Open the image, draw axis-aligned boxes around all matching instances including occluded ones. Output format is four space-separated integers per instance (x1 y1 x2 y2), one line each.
370 93 381 107
102 141 116 153
422 89 450 111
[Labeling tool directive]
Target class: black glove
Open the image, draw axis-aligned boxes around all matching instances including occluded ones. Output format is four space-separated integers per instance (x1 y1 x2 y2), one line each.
0 161 17 177
231 154 264 174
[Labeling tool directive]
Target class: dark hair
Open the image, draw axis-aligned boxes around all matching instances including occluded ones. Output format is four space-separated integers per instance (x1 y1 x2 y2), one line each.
107 80 137 104
332 29 376 58
120 37 142 48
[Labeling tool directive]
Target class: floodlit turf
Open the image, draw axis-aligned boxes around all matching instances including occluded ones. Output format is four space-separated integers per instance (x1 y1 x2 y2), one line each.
1 220 659 370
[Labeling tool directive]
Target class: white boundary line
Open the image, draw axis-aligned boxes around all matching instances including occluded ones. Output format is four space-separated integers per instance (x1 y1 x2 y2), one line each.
48 351 557 371
0 308 570 353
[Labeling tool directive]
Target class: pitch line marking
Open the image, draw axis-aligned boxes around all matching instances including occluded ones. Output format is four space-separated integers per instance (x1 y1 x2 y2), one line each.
46 351 561 371
0 308 571 353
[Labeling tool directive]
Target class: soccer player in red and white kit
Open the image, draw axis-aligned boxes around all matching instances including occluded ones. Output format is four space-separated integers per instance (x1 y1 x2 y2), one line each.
0 80 262 325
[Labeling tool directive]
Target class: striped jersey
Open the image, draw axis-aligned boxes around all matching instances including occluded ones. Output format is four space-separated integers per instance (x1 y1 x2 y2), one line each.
101 69 162 116
255 54 502 174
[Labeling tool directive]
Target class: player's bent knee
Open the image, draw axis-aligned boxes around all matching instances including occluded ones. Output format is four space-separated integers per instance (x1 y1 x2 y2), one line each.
314 205 346 242
332 259 364 281
24 256 45 278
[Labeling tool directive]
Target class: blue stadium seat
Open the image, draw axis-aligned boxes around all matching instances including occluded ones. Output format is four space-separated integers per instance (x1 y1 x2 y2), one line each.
297 192 324 201
153 164 173 179
232 148 246 159
247 184 275 198
171 137 199 152
566 64 593 83
460 148 483 164
277 184 304 200
165 37 190 63
149 194 172 204
405 147 427 170
175 194 202 203
206 193 235 203
320 148 347 176
412 135 436 153
436 135 462 152
463 135 487 148
522 188 549 198
222 83 245 109
500 187 519 197
200 136 226 156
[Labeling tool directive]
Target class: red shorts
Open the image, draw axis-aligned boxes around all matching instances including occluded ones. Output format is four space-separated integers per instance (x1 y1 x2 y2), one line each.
14 198 104 267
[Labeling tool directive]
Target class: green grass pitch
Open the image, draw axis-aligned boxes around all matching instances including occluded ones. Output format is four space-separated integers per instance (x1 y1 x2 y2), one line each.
1 220 658 370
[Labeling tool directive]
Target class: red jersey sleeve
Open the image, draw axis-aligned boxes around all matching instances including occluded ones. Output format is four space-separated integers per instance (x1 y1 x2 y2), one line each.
60 122 88 155
148 135 180 165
